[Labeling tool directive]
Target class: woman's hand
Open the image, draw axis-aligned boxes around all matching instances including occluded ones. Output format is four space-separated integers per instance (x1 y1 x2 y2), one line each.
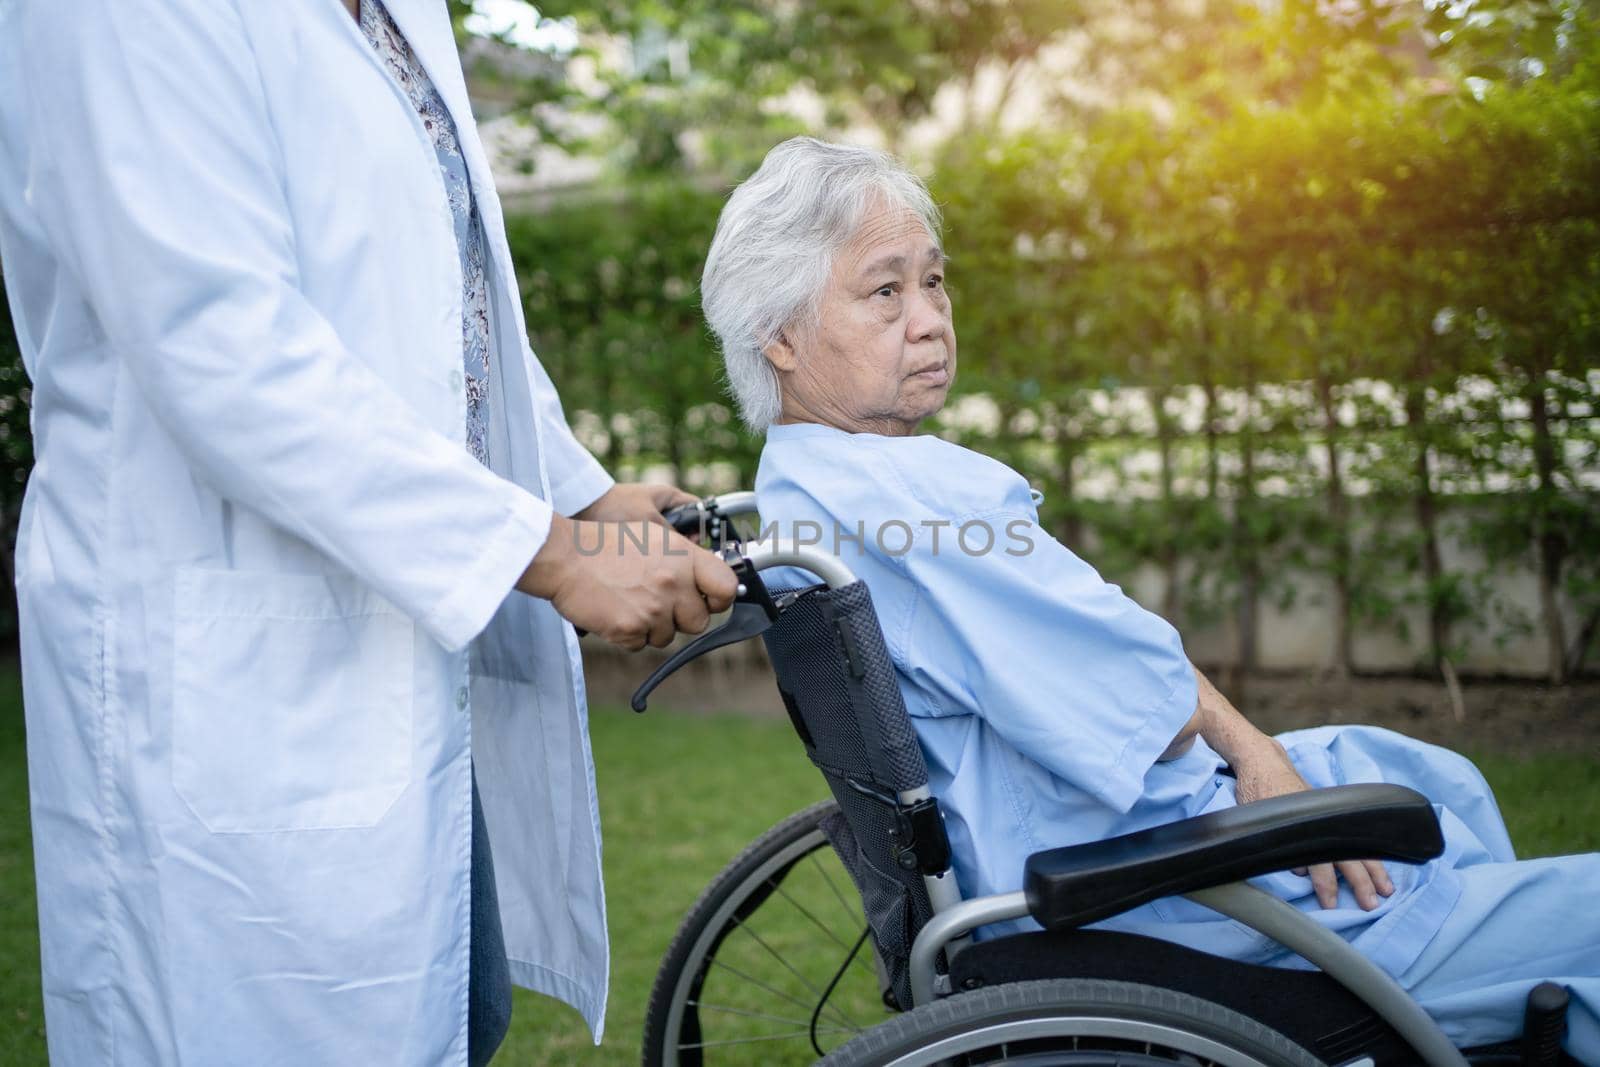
572 482 697 526
1233 736 1395 911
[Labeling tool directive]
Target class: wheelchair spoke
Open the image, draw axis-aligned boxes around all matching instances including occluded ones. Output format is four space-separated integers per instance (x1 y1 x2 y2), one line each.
782 860 882 981
809 850 862 930
646 808 896 1065
688 1001 818 1027
705 958 843 1021
767 876 877 979
728 917 864 1032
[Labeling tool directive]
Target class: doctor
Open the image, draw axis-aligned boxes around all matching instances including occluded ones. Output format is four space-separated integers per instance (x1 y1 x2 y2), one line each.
0 0 737 1064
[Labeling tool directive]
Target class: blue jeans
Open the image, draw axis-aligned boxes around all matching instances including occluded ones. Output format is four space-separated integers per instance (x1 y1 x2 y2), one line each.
469 770 512 1066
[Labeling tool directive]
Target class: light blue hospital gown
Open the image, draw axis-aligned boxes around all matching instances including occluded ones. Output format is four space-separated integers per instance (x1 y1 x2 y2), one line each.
757 420 1599 1057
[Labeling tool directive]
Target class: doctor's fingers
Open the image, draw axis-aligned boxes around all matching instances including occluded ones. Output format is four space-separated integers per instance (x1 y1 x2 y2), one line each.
692 548 739 613
645 603 679 648
648 484 702 520
672 585 712 635
658 542 735 639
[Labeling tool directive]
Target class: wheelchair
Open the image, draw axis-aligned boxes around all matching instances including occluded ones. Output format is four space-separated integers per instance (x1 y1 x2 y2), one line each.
630 492 1577 1067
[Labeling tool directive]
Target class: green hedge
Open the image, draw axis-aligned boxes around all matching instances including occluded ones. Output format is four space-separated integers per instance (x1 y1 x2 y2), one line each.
502 62 1600 679
1 49 1595 675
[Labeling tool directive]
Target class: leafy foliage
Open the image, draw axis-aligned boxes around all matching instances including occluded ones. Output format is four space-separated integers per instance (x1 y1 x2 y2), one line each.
502 0 1600 677
0 0 1595 675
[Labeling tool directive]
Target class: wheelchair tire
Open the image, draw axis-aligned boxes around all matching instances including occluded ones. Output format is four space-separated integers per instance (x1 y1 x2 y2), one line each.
816 978 1327 1067
642 799 893 1067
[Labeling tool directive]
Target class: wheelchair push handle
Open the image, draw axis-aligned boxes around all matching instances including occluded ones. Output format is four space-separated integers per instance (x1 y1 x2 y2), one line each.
660 491 760 546
570 493 760 639
627 537 861 712
659 501 709 540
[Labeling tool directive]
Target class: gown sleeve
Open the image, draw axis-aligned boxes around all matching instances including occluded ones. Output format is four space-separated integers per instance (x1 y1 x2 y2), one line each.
13 0 553 651
889 479 1199 814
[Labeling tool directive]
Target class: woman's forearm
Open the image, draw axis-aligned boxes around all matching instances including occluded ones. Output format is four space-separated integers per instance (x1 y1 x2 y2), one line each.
1161 663 1282 768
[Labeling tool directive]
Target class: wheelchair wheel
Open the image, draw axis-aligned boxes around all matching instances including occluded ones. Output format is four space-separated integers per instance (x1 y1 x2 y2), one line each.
816 978 1326 1067
642 799 893 1066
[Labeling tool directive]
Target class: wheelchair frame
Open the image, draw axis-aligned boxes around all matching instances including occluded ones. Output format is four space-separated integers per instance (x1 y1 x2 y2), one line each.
640 491 1557 1067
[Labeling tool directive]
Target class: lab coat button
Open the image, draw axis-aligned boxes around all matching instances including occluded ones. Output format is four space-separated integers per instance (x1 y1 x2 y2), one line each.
455 686 469 711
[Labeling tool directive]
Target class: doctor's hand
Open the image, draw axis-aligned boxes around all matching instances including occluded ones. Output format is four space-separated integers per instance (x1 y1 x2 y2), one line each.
571 482 698 527
1232 737 1395 912
517 514 738 651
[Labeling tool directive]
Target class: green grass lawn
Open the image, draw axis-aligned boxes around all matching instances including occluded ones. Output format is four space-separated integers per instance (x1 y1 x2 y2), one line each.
1 671 1596 1065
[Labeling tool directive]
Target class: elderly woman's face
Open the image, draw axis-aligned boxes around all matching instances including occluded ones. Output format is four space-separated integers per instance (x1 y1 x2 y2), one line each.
766 202 956 435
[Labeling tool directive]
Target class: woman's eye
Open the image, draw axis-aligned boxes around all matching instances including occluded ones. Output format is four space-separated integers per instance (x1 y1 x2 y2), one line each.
874 284 899 298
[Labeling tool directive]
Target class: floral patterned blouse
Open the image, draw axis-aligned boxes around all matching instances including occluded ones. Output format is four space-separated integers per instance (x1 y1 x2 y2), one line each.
361 0 492 466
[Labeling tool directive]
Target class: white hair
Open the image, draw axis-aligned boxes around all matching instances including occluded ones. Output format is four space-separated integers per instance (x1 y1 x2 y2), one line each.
701 137 942 431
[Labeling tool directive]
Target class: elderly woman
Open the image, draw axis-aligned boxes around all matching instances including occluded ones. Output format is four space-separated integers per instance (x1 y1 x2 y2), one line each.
701 136 1599 1057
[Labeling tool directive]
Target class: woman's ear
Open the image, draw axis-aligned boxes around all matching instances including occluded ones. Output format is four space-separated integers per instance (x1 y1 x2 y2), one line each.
762 331 799 374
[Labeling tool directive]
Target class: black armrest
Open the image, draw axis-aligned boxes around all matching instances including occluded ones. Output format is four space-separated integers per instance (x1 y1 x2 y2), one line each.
1024 783 1443 931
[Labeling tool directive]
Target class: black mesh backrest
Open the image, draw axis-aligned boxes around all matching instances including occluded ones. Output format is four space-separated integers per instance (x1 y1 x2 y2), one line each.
761 580 936 1009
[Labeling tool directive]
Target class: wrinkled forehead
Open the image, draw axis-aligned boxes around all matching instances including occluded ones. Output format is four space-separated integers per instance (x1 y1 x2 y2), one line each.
837 201 943 280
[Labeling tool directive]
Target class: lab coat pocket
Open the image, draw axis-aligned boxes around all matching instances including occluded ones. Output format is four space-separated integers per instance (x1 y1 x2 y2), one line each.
172 568 414 833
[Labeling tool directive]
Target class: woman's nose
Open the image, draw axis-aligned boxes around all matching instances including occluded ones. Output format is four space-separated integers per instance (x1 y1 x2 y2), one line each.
907 291 948 342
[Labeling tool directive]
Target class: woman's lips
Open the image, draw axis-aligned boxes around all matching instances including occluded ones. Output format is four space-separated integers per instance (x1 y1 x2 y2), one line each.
910 364 949 386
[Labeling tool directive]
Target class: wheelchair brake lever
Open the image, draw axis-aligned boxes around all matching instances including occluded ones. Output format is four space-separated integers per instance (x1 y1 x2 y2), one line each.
629 553 778 713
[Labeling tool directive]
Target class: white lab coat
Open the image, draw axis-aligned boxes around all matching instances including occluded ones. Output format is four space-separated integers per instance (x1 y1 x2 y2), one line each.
0 0 617 1061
